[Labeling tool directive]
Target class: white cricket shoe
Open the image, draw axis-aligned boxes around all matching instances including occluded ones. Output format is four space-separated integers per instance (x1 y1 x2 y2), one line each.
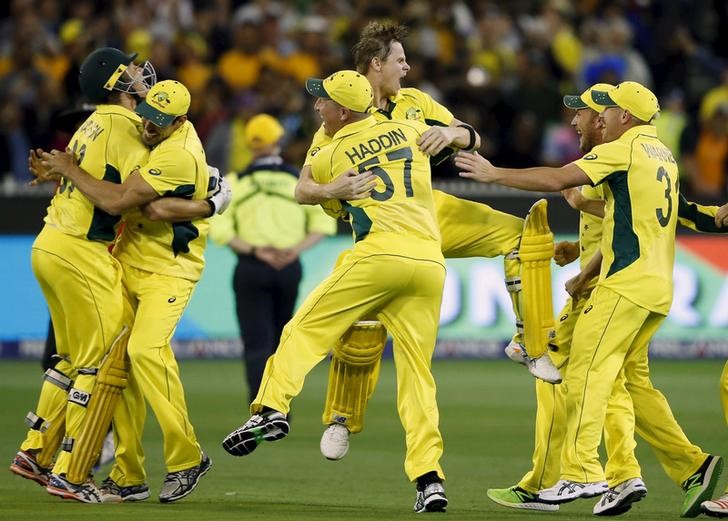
320 423 350 460
528 353 562 384
414 482 448 513
539 479 608 504
505 341 528 366
593 478 647 516
702 493 728 517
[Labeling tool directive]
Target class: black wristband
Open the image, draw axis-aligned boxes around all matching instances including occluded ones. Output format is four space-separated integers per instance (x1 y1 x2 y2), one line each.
204 198 215 218
457 124 477 151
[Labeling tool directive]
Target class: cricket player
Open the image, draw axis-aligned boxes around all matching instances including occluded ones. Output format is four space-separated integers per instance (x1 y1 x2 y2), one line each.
12 47 155 503
222 70 473 513
294 21 560 462
488 84 727 517
456 81 724 516
40 79 223 503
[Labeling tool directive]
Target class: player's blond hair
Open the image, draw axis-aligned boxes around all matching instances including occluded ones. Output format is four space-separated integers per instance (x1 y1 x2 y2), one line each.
352 21 408 74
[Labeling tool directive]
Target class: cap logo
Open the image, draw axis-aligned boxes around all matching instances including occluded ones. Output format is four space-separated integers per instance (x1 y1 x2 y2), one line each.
584 153 598 160
151 91 171 107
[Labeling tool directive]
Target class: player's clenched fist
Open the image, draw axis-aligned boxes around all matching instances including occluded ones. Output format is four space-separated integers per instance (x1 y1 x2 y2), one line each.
554 241 579 267
416 126 456 156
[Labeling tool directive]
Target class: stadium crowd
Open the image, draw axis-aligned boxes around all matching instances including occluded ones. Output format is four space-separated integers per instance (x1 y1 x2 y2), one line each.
2 0 728 199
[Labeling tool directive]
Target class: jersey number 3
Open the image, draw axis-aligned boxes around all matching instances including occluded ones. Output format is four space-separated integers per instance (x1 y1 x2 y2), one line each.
655 166 672 227
357 147 413 201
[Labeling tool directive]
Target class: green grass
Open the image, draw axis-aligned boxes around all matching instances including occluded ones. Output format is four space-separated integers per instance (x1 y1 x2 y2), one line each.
0 359 725 520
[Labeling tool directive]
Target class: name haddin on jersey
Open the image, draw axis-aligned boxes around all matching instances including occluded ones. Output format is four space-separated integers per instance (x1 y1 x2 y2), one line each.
343 128 408 164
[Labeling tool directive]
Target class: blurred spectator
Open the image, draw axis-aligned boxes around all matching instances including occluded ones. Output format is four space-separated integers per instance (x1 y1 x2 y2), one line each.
541 105 582 167
654 88 688 179
0 100 31 182
1 0 728 184
682 102 728 200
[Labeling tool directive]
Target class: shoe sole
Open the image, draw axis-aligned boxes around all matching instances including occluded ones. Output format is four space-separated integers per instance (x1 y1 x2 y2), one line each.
594 489 647 516
9 464 48 487
425 498 448 512
159 457 212 504
46 484 99 503
223 420 289 456
415 495 448 513
486 490 559 511
682 457 724 518
101 491 151 503
702 506 728 518
540 486 608 505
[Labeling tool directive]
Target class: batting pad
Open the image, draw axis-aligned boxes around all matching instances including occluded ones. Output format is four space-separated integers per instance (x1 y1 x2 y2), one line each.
322 321 386 434
66 325 130 484
518 199 555 359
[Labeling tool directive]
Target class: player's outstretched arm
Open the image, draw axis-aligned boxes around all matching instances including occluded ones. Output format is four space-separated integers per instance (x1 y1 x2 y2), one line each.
455 151 590 192
677 193 728 233
40 149 157 215
295 165 376 205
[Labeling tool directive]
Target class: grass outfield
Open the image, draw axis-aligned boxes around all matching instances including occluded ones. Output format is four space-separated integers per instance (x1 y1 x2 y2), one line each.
0 358 725 520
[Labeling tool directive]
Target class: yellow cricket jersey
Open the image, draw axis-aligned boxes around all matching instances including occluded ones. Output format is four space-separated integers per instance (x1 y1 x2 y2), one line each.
304 87 454 167
45 105 148 244
113 121 209 282
579 184 604 273
573 125 679 314
209 155 336 248
310 116 440 257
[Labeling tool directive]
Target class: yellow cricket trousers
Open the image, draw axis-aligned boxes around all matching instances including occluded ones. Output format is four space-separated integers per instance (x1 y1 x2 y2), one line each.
561 286 667 483
433 190 523 258
253 236 446 482
27 225 124 475
520 288 709 491
518 289 638 491
109 263 201 486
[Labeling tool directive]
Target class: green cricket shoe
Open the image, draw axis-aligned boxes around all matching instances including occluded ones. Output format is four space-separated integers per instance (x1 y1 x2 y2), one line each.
487 486 559 512
681 455 724 517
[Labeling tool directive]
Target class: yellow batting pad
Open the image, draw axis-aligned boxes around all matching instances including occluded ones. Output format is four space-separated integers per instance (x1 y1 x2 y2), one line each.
66 326 130 484
519 199 555 359
322 321 386 434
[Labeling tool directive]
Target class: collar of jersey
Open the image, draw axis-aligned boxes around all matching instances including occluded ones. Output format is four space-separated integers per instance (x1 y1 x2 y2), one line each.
369 90 402 119
331 115 377 141
95 103 141 122
618 123 657 142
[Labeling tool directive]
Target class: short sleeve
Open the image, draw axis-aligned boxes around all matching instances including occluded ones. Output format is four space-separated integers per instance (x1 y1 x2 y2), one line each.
571 141 629 186
140 149 197 195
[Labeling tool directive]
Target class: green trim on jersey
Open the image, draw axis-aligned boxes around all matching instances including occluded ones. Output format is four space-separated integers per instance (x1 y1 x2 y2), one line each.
171 222 200 256
164 183 199 256
342 201 372 242
87 164 123 241
605 170 639 277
